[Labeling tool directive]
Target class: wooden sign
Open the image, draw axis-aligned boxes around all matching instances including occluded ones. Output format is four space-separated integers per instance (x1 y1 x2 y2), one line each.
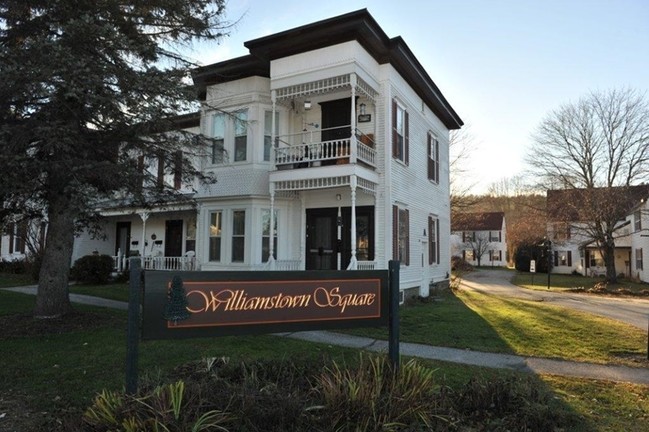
142 270 389 340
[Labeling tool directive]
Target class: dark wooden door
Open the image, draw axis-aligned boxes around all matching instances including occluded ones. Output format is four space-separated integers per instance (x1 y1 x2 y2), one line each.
165 220 183 257
320 98 351 141
115 222 131 256
306 208 338 270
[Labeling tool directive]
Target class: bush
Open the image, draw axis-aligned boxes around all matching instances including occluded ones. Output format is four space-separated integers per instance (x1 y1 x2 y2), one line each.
71 254 114 284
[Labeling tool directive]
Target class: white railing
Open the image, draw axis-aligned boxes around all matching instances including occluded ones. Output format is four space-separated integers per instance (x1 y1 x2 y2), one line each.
356 261 377 270
274 127 376 169
142 256 197 271
112 253 196 272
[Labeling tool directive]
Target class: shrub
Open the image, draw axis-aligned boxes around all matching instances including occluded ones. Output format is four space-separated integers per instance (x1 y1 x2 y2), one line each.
71 254 114 284
316 354 448 431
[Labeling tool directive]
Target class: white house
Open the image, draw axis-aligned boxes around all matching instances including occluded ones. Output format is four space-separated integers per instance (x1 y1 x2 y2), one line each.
451 212 507 267
4 10 463 299
545 187 649 277
624 195 649 282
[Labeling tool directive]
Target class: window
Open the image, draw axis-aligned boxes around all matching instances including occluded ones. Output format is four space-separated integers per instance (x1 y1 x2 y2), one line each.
8 222 27 254
232 210 246 262
264 111 279 162
234 111 248 162
211 113 225 164
185 218 196 253
391 99 409 163
553 250 572 267
489 231 501 242
211 110 248 164
464 249 474 261
462 231 476 242
428 216 440 265
173 151 183 190
261 209 278 262
636 248 643 270
634 210 642 232
392 205 409 265
552 223 571 241
427 133 439 182
208 211 222 261
489 250 502 261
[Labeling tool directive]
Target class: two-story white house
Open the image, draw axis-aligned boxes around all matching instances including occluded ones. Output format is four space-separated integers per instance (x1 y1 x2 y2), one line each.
6 10 463 300
451 212 507 267
545 187 649 277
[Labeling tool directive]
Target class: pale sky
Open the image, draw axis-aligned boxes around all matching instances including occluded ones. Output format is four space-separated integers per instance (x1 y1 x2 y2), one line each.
188 0 649 194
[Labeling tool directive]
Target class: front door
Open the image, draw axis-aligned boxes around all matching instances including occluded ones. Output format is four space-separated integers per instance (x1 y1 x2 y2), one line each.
115 222 131 256
306 208 338 270
165 220 183 257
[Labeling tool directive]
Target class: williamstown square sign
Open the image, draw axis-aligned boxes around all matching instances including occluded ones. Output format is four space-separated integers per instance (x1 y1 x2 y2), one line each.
125 260 399 393
142 270 390 339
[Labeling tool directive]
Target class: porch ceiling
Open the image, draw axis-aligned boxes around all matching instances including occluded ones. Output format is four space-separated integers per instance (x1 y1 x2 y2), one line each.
273 174 376 195
274 74 377 102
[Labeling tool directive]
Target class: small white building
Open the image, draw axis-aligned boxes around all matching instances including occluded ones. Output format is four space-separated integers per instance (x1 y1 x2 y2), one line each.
451 212 507 267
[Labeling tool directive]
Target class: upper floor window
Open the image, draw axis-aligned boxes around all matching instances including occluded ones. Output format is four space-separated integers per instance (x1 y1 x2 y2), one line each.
264 111 279 162
634 210 642 232
553 250 572 267
489 231 501 242
392 205 409 265
391 99 409 164
636 248 643 270
211 110 249 164
427 133 439 183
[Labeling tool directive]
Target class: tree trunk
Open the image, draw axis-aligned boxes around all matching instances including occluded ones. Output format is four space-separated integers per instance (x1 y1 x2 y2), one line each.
33 194 75 318
603 240 617 284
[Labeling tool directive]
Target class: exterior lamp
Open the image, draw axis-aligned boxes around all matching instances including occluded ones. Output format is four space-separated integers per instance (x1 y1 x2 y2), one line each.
304 100 312 110
359 103 366 115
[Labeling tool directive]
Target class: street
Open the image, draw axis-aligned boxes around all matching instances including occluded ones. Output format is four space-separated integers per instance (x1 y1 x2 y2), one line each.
460 269 649 330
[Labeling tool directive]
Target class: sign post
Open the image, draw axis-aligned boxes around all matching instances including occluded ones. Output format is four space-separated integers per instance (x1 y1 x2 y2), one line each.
125 258 142 395
388 261 400 370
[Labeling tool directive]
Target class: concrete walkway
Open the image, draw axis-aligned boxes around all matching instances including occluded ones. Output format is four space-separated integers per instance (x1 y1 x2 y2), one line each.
4 285 649 385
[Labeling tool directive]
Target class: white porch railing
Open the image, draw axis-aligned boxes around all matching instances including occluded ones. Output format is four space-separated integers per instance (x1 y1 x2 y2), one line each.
112 251 196 272
355 261 377 270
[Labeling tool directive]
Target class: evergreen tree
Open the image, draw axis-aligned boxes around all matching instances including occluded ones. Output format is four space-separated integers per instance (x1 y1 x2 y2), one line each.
0 0 229 318
163 275 190 323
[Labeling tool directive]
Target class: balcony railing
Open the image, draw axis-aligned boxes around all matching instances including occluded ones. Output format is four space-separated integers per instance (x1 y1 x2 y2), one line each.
274 128 376 169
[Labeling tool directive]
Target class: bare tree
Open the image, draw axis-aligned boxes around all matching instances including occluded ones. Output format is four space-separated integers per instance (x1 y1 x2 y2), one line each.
527 88 649 282
450 125 480 222
463 232 492 267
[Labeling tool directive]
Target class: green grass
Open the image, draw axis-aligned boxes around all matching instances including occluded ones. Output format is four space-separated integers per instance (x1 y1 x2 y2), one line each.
68 282 130 302
513 271 649 294
4 273 649 430
0 272 34 288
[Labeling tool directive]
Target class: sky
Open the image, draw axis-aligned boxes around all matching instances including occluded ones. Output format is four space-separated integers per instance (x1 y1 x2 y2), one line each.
188 0 649 194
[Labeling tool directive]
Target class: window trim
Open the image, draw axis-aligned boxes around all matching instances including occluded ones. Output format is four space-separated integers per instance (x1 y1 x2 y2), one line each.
231 209 246 263
392 205 410 266
427 132 439 183
208 211 222 262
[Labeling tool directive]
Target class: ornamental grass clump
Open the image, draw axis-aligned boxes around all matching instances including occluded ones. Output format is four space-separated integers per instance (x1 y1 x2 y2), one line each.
316 354 449 431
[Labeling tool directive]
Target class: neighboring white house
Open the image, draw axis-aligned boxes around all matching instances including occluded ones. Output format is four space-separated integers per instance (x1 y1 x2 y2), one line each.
624 195 649 282
545 187 649 277
451 212 507 267
2 9 463 299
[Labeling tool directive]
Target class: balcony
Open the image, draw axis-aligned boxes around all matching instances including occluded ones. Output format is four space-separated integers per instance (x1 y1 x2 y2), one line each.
270 127 378 192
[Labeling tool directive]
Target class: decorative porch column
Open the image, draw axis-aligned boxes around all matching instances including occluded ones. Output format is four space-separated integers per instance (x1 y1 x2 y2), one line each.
138 211 150 258
350 73 358 164
268 183 276 270
271 90 277 170
349 175 358 270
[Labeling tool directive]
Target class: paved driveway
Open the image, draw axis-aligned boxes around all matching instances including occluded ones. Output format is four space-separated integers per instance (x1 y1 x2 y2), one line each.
460 269 649 330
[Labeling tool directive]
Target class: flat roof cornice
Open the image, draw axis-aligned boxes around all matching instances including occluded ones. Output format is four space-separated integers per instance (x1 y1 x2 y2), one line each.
193 9 463 129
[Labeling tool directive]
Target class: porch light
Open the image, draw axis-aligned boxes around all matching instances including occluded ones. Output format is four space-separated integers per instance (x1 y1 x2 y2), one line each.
359 103 366 115
304 100 312 110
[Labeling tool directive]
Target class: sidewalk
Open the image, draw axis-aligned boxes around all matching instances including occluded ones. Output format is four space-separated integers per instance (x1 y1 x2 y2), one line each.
4 285 649 385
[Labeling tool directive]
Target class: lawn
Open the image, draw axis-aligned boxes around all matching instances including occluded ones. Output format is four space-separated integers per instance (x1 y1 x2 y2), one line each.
2 280 649 430
513 271 649 295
